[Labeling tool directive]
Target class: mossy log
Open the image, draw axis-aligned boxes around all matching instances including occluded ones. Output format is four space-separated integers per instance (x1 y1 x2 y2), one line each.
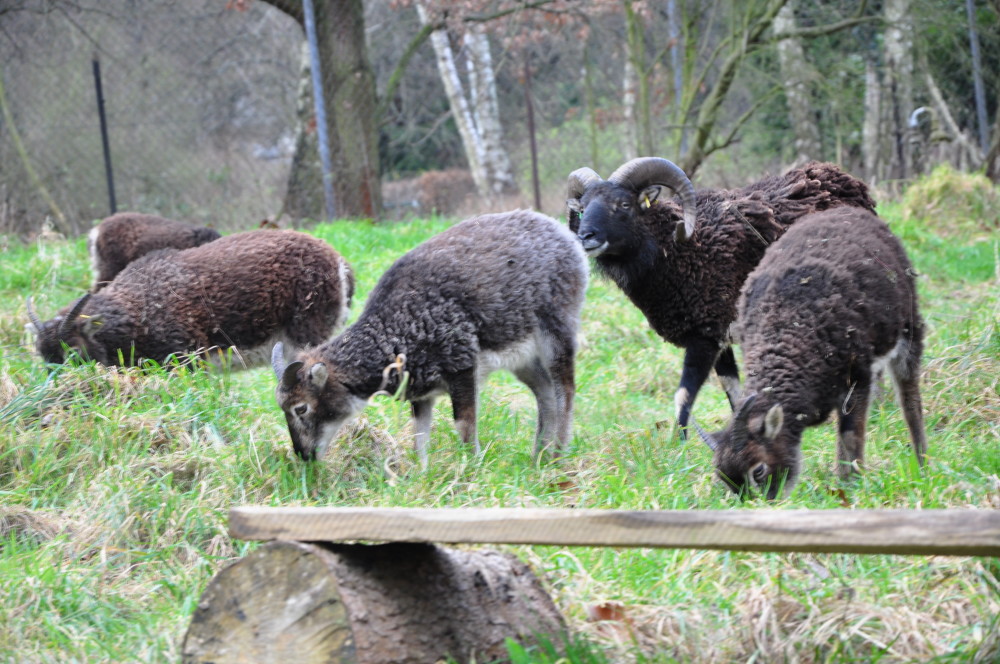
181 540 566 664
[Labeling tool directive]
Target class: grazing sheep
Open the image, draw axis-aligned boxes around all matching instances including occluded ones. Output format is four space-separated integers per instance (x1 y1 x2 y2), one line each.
696 207 926 499
271 209 588 462
27 229 353 369
566 158 876 434
88 212 221 291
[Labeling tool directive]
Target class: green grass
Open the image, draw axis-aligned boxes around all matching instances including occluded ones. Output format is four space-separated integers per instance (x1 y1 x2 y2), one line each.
1 200 998 662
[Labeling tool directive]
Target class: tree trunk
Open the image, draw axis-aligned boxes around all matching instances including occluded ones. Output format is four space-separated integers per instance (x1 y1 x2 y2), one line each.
775 1 821 164
416 3 488 197
986 99 1000 183
266 0 382 221
862 57 882 183
182 540 566 664
465 26 516 195
415 4 515 200
284 42 322 224
666 0 687 155
884 0 914 181
622 53 639 162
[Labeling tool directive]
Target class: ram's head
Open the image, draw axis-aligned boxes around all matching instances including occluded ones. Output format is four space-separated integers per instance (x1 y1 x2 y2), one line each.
566 157 698 254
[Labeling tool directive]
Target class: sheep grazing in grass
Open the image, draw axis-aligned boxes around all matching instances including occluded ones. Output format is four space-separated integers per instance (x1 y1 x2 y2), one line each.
271 209 589 463
566 157 876 435
696 207 926 499
27 229 353 369
88 212 221 291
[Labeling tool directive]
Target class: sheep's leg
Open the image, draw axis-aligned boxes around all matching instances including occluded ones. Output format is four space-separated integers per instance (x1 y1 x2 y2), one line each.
713 346 742 410
836 382 872 479
675 339 722 437
551 346 576 455
447 368 481 455
411 398 435 468
888 356 927 467
514 360 559 458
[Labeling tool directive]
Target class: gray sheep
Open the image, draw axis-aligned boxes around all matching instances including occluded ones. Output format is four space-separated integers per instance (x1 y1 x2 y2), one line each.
567 158 876 435
88 212 221 291
28 229 353 369
697 207 926 499
271 209 588 463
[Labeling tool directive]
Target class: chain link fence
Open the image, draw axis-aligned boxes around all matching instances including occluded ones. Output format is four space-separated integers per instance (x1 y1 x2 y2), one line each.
0 0 303 237
0 1 664 237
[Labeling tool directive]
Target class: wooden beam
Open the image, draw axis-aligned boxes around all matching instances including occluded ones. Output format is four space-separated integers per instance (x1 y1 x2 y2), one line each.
229 507 1000 557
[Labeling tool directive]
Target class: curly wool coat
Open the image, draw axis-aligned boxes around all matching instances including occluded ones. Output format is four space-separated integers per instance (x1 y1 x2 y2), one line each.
275 209 589 461
88 212 221 291
573 160 876 430
711 206 926 498
41 229 352 367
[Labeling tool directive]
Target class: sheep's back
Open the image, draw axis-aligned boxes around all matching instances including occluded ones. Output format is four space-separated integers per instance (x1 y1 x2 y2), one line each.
737 208 919 411
362 209 588 353
91 213 220 283
101 230 348 354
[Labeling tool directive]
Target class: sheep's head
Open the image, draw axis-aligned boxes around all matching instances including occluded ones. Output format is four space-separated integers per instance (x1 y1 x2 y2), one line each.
26 295 98 364
271 342 367 461
565 157 698 257
696 394 802 500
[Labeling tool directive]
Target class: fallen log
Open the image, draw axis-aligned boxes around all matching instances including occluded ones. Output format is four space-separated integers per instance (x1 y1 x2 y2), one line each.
182 539 566 664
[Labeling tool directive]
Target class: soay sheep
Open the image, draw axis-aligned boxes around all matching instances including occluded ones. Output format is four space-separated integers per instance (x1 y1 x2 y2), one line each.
271 209 588 462
88 212 221 291
28 229 353 369
566 157 876 435
696 207 926 499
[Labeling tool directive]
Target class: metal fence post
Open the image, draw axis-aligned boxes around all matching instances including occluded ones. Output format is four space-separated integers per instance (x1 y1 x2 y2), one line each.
302 0 336 222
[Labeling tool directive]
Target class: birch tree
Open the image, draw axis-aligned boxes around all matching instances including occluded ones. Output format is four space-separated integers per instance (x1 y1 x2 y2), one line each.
415 2 515 199
884 0 915 179
774 0 821 164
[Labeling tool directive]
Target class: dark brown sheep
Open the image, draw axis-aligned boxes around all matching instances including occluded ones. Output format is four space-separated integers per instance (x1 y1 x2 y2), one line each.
88 212 221 291
566 158 876 436
698 207 926 499
29 229 353 370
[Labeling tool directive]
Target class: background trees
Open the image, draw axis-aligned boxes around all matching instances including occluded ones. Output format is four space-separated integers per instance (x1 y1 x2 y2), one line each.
0 0 995 234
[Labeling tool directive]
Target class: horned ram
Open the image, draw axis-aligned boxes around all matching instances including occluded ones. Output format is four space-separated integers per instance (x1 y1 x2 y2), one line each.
566 158 876 434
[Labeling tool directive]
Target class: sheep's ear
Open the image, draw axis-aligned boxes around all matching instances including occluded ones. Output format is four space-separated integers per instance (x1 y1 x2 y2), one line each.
308 362 329 389
764 404 784 440
638 185 665 210
566 198 583 213
280 361 303 389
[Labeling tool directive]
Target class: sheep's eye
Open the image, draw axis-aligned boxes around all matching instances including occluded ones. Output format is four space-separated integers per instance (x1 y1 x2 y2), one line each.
619 200 631 209
751 463 769 484
293 404 309 417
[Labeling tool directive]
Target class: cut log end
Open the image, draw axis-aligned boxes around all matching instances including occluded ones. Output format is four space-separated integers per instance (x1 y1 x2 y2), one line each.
182 540 565 664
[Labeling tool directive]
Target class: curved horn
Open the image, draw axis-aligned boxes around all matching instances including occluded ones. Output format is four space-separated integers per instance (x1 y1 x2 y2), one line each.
730 392 758 444
58 294 91 339
271 342 286 379
25 296 44 331
692 418 718 452
607 157 698 242
566 167 603 201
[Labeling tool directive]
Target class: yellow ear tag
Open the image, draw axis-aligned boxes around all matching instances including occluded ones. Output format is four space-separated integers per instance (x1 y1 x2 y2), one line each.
642 195 651 209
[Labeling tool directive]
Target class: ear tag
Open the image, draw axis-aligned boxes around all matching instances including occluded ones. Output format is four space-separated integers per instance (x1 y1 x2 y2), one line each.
642 195 652 210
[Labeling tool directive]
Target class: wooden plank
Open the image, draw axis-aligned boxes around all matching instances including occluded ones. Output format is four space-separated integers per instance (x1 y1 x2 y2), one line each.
229 507 1000 557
